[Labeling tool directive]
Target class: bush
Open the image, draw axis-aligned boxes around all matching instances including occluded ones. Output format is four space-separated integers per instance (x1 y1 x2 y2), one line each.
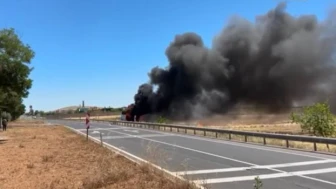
156 116 168 124
290 101 335 137
254 176 263 189
1 112 12 121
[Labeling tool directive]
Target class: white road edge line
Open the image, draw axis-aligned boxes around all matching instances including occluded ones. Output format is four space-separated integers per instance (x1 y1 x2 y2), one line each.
106 122 335 161
104 127 336 186
193 167 336 185
106 129 260 166
100 134 171 140
65 121 336 186
174 159 336 175
76 128 124 131
62 125 206 189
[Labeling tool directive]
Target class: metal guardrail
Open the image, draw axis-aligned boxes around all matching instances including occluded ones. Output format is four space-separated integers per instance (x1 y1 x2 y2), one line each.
93 120 336 153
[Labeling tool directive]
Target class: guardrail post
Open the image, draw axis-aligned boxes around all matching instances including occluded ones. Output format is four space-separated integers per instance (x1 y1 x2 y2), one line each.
86 128 89 141
263 137 266 145
100 132 103 146
185 128 187 134
314 142 317 151
177 128 179 132
216 132 218 138
204 130 206 136
170 126 172 132
244 135 247 142
229 132 232 140
286 140 289 148
194 129 196 135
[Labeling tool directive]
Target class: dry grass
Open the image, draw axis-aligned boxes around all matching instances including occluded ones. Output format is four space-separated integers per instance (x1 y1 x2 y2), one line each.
180 113 303 134
0 120 200 189
185 114 336 152
209 123 303 135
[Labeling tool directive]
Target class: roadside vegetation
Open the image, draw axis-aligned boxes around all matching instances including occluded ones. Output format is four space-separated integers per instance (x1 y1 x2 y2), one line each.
290 101 335 137
40 106 123 117
254 177 263 189
0 28 35 121
156 116 170 124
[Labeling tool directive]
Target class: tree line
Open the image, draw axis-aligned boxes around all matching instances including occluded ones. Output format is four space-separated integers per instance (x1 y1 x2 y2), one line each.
33 107 123 116
0 28 35 121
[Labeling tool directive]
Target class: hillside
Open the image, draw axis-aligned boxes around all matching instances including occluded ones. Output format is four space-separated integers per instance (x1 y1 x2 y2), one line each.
53 105 104 112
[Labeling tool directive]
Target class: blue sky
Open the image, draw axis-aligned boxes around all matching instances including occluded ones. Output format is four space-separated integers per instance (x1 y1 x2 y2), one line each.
0 0 334 112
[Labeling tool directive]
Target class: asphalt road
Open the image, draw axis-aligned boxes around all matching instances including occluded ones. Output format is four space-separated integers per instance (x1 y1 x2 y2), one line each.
48 120 336 189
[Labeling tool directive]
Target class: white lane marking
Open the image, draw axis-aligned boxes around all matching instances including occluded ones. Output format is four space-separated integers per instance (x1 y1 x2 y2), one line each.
193 167 336 185
64 121 336 186
76 128 123 131
106 122 336 161
106 129 259 166
100 134 170 140
175 159 336 175
63 125 206 189
300 175 336 186
103 127 336 186
124 129 139 133
63 119 334 163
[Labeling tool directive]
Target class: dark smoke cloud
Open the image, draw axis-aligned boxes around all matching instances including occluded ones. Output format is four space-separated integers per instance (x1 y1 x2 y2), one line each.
132 2 336 120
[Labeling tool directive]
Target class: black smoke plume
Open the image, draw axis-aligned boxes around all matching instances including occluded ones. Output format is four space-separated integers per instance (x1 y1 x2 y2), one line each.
132 2 336 120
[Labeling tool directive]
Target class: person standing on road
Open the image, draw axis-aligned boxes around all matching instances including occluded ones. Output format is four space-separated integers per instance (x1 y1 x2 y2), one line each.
2 118 7 131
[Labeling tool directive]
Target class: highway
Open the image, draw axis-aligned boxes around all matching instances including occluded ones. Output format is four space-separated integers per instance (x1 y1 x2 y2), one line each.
49 120 336 189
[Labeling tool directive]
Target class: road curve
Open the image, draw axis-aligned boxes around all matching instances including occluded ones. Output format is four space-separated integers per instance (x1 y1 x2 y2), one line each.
48 120 336 189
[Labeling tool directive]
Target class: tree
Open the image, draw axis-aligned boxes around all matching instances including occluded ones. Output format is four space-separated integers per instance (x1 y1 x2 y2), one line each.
39 111 45 116
0 28 35 120
1 111 12 121
291 101 336 137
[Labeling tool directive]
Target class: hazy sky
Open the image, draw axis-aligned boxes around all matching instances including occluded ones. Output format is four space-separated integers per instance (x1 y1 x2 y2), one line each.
0 0 334 111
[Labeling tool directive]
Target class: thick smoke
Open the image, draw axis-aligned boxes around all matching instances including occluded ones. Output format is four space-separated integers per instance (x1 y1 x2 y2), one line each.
132 2 336 120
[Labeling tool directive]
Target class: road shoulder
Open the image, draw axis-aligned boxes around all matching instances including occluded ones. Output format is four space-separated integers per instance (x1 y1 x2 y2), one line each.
0 120 197 189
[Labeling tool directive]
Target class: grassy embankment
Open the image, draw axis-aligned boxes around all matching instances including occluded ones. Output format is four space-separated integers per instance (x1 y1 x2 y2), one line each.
0 120 200 189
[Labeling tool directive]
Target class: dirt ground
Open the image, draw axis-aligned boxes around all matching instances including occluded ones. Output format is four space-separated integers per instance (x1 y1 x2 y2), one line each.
0 120 196 189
